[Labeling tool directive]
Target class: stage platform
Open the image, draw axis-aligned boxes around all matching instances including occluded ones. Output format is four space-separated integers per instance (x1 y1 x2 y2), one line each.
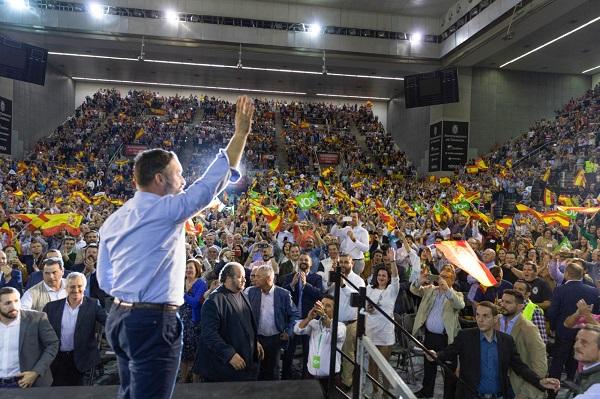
1 380 324 399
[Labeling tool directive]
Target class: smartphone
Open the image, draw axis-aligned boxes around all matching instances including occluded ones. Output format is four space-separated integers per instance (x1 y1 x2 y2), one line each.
342 216 352 222
427 275 440 283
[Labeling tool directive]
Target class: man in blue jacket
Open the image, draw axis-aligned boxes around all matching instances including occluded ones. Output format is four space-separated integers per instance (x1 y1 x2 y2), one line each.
247 264 299 380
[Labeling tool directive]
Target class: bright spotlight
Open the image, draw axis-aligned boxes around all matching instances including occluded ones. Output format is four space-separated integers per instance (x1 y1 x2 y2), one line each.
410 32 422 43
165 10 179 23
8 0 27 10
308 23 322 36
88 3 105 18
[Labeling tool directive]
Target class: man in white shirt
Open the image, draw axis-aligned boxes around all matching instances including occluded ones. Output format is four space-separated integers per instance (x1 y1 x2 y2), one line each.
572 324 600 398
21 258 67 312
294 295 346 396
326 253 365 389
0 286 58 388
330 212 370 275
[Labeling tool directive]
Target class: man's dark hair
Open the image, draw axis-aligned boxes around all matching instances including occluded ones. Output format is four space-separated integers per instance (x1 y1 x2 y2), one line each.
322 294 335 302
514 279 532 293
219 262 242 283
0 286 20 299
327 242 340 251
502 289 525 305
477 301 498 317
43 257 64 270
84 243 99 254
566 262 584 280
133 149 176 188
490 266 502 280
523 261 538 273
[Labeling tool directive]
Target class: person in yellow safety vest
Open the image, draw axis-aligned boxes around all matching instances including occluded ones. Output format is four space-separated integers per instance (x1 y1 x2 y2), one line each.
514 279 548 343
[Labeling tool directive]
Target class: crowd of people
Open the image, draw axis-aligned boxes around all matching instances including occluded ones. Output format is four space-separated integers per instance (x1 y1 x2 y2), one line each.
1 84 600 399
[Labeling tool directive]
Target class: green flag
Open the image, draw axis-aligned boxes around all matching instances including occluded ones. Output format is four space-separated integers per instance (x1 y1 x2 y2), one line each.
451 199 471 212
248 190 260 199
295 191 318 210
553 237 573 254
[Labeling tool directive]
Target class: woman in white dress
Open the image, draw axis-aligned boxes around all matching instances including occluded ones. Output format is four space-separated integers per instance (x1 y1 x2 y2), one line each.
365 247 400 397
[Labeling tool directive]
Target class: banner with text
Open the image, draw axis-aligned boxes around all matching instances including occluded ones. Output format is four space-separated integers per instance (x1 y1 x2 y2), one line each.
0 96 12 155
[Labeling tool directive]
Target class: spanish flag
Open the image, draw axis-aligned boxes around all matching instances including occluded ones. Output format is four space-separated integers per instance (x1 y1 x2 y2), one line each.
435 240 497 287
541 212 571 229
456 183 466 194
0 222 13 244
40 213 83 237
466 210 492 225
494 217 513 233
558 206 600 215
574 170 586 187
317 179 329 197
466 166 479 174
28 192 40 202
12 213 49 229
543 188 555 207
439 177 451 185
70 191 92 204
13 190 24 197
558 195 574 207
351 182 363 189
506 159 513 169
542 167 551 182
321 167 334 179
267 213 283 233
135 127 145 140
475 158 488 170
184 219 203 236
516 204 543 221
375 199 397 230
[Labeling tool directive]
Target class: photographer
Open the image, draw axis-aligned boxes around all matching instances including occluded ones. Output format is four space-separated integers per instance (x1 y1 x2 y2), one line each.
294 295 346 396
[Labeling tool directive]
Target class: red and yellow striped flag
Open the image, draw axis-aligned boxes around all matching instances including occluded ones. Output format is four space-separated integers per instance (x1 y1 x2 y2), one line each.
542 167 551 182
516 204 543 221
543 188 555 207
574 170 586 187
435 241 497 287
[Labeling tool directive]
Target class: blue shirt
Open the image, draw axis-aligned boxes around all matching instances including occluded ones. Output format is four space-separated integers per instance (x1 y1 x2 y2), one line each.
97 149 240 305
479 332 501 395
499 313 521 335
425 289 452 334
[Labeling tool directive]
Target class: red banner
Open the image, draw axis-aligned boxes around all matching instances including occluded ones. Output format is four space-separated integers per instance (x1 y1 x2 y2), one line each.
317 152 339 165
124 145 148 156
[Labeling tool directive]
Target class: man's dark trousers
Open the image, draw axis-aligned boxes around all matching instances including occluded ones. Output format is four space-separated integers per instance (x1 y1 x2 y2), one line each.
258 334 283 380
421 329 457 399
106 305 182 399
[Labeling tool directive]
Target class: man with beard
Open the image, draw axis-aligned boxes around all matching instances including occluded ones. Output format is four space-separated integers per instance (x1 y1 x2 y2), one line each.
282 254 323 378
0 287 58 388
98 96 255 399
498 289 548 399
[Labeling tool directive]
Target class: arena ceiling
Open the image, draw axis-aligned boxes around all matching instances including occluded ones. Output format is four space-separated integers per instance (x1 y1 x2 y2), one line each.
1 0 599 100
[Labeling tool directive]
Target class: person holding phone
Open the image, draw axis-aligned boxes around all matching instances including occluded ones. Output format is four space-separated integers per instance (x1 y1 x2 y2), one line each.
410 265 464 398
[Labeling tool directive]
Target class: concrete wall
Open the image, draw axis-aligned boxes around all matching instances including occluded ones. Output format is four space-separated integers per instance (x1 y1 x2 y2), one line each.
74 82 388 129
469 68 591 155
387 96 430 174
11 66 75 157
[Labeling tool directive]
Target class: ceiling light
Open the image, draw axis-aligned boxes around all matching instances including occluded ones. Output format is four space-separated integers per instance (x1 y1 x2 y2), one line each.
316 93 390 101
48 52 138 61
48 51 405 81
500 15 600 68
88 2 105 18
165 10 179 23
71 77 308 96
582 64 600 74
409 33 423 43
8 0 27 10
327 72 404 81
308 23 321 36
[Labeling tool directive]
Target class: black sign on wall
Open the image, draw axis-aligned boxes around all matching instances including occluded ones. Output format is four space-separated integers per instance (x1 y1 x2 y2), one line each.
428 121 443 172
441 121 468 171
0 96 12 155
428 120 468 172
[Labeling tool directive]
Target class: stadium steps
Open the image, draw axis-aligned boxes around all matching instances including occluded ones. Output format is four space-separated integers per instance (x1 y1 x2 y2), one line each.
349 120 370 156
274 110 290 171
179 107 205 168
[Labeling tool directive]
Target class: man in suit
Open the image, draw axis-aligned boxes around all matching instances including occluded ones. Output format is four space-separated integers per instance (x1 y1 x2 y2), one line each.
0 287 59 388
498 289 548 399
277 243 301 286
247 264 299 380
410 265 464 399
282 253 324 379
195 262 264 382
429 301 560 399
43 272 107 386
547 263 600 385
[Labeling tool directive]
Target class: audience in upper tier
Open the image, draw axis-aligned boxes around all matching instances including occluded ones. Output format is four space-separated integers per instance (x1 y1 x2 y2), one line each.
1 84 600 397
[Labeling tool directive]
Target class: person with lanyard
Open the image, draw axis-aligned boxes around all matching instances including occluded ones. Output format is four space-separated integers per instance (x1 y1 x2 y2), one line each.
97 96 255 399
294 295 346 396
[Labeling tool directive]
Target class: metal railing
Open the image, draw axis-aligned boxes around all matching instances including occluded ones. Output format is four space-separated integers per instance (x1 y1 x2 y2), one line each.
326 268 484 399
